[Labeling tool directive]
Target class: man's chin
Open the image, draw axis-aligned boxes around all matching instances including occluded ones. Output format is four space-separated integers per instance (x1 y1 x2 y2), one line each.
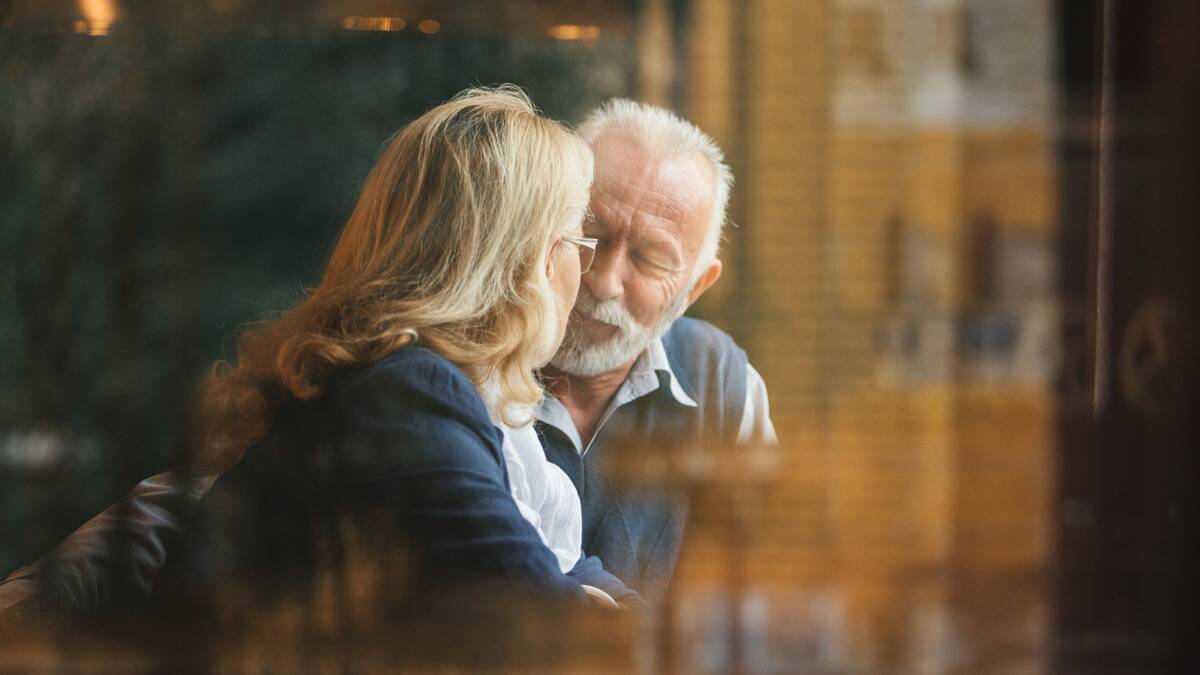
550 333 645 378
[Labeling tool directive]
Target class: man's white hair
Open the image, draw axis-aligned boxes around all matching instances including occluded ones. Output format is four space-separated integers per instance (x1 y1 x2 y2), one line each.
577 99 733 280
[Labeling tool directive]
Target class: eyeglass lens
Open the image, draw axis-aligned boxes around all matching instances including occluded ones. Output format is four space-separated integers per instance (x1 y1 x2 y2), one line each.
578 245 595 274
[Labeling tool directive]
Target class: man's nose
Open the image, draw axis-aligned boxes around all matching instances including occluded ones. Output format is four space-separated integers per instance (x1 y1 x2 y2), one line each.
584 248 624 301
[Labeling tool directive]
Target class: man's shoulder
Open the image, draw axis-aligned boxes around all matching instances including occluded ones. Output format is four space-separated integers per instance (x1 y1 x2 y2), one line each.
659 316 749 413
662 316 748 361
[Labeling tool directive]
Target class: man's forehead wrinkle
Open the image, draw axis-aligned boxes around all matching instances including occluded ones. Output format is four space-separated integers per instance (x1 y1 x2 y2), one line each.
593 176 691 225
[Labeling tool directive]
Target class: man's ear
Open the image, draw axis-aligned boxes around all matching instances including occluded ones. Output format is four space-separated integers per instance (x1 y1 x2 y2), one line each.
681 260 723 316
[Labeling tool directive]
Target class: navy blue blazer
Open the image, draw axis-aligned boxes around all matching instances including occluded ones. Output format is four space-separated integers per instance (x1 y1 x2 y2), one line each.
0 346 642 623
162 346 640 608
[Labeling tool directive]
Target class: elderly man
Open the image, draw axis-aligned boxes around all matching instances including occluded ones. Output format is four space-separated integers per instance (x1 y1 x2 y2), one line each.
0 100 773 618
537 100 776 599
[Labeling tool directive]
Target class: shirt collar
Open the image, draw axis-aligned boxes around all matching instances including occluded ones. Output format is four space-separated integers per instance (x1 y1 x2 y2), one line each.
535 335 698 452
582 336 698 411
645 337 699 408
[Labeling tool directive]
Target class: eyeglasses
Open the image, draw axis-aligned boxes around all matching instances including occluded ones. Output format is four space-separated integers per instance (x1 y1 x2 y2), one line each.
556 234 599 274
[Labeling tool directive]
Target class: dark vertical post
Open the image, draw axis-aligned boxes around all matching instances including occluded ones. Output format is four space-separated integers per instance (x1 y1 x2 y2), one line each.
1054 1 1200 672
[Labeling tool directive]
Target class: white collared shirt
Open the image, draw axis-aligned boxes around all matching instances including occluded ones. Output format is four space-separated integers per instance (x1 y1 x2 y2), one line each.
536 337 778 455
496 422 583 574
479 383 582 575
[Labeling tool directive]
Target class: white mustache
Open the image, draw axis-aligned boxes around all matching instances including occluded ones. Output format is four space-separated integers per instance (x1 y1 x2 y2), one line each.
572 292 644 335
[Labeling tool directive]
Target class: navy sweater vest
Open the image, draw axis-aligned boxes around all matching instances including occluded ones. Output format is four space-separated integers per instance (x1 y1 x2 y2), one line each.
538 317 749 600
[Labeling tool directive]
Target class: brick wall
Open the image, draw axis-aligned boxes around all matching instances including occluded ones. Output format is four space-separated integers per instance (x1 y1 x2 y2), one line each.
670 1 1057 672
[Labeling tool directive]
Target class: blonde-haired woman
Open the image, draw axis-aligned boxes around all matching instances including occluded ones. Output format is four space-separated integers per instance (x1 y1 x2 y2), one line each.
159 86 637 611
171 86 626 601
198 85 583 474
0 87 644 625
1 87 639 624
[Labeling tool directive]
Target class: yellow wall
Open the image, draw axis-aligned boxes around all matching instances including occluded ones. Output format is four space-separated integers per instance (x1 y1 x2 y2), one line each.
672 1 1056 671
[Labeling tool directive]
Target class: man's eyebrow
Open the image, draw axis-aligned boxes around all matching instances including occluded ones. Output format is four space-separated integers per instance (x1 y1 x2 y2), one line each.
635 231 684 254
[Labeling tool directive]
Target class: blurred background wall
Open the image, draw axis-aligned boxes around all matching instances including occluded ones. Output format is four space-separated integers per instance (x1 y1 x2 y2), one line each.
671 2 1056 672
2 1 1197 673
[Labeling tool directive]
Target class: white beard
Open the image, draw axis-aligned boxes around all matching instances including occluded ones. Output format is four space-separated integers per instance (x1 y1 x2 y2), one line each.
550 287 689 377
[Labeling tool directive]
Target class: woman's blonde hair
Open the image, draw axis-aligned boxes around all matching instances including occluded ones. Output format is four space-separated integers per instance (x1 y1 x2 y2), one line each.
192 85 593 474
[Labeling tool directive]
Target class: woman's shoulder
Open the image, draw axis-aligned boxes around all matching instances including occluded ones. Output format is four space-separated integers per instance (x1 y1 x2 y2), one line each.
320 346 504 465
336 345 469 390
330 346 486 416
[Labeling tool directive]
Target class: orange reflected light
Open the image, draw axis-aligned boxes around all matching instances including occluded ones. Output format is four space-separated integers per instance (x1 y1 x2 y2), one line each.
341 16 406 32
79 0 117 22
548 24 600 41
417 19 441 35
77 0 117 36
72 19 110 36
